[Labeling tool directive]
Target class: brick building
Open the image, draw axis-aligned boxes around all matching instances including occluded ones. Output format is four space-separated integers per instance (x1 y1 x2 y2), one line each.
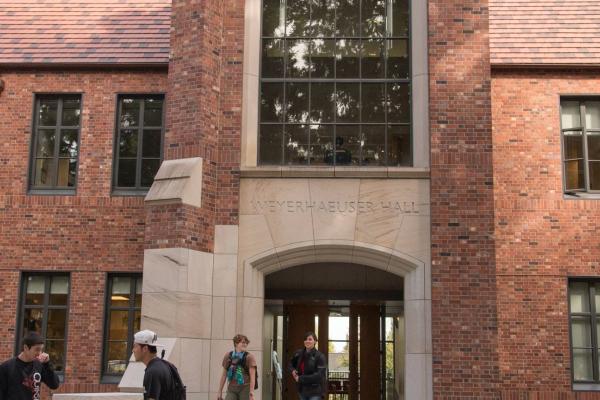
0 0 599 399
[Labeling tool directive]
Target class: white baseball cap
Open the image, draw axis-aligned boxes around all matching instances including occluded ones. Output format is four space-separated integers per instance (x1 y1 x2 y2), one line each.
133 330 164 347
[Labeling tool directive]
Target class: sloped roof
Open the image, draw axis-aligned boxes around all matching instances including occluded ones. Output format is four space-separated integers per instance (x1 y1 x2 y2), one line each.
490 0 600 66
0 0 170 66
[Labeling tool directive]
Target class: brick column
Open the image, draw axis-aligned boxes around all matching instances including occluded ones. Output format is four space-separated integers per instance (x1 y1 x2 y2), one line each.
429 1 500 397
135 1 244 399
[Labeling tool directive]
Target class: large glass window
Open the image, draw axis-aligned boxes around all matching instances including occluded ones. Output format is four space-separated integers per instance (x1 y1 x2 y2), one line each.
18 274 70 373
30 95 81 190
260 0 411 166
561 99 600 193
569 280 600 384
102 275 142 379
114 95 164 191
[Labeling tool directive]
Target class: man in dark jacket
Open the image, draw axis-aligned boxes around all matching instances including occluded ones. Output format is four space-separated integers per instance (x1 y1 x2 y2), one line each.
289 332 327 400
0 332 60 400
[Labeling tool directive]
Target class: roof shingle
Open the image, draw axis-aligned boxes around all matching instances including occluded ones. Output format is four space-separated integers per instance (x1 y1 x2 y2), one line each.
490 0 600 66
0 0 170 66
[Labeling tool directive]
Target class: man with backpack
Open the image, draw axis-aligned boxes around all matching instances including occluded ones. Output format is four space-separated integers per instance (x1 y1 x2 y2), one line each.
133 329 186 400
218 334 257 400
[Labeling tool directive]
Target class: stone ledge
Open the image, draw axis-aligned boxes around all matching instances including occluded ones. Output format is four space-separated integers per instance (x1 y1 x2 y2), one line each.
240 166 430 179
145 157 203 207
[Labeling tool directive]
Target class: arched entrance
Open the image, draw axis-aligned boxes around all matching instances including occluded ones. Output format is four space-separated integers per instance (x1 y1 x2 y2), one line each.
240 242 431 400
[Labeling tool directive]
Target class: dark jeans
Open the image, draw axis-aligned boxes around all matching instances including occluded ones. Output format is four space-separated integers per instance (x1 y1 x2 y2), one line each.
298 396 321 400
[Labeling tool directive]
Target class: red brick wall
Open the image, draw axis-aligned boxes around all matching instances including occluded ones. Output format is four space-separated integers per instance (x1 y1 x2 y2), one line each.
429 1 501 397
493 69 600 398
0 68 167 393
147 0 243 252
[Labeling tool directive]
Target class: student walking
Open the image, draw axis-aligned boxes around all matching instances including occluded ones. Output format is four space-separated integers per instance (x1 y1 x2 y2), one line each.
289 331 327 400
0 332 60 400
133 329 174 400
218 334 257 400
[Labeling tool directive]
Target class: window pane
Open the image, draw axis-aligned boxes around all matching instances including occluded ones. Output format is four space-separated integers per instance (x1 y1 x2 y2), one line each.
571 317 592 347
39 99 58 126
589 161 600 191
120 98 141 128
47 309 67 339
141 159 160 187
119 129 138 157
287 40 310 78
135 277 142 307
286 0 310 37
565 160 585 191
389 0 409 37
334 125 360 165
362 125 386 166
57 158 77 187
26 276 46 305
284 125 309 165
109 310 130 340
336 84 360 123
259 124 283 164
388 125 411 166
362 83 385 122
23 308 43 334
142 130 162 158
311 39 335 78
34 158 55 187
50 276 69 305
336 39 360 79
263 0 285 37
563 132 583 160
262 39 285 78
329 315 350 340
570 282 590 313
117 159 137 188
311 0 335 37
561 101 581 129
573 348 593 381
310 83 335 123
309 125 334 165
36 129 56 157
336 0 360 37
388 39 409 79
362 39 385 78
59 129 78 157
111 277 132 307
362 0 386 37
106 341 128 374
134 310 141 332
586 102 600 130
61 98 81 126
387 83 410 123
261 83 285 123
286 83 309 123
588 134 600 160
45 340 65 372
144 98 163 127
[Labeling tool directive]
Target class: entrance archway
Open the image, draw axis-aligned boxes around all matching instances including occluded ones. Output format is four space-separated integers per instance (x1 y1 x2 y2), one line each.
240 241 431 400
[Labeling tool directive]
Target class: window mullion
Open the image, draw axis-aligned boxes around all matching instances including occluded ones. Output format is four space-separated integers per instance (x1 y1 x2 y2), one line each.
582 103 591 191
41 276 51 339
592 284 600 381
137 100 145 189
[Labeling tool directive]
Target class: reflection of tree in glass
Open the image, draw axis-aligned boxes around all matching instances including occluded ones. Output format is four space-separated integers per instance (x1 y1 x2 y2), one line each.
286 85 309 123
120 99 138 128
289 41 310 77
286 0 310 36
309 0 335 36
362 0 386 37
336 88 359 121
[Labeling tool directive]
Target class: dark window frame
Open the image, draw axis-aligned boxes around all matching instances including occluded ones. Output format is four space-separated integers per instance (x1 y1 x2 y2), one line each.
258 0 412 167
560 97 600 194
100 273 142 383
112 94 166 195
28 93 83 194
15 272 71 376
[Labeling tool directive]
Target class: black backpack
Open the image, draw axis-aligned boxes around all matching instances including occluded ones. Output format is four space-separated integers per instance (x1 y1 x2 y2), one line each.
160 353 187 400
227 351 259 390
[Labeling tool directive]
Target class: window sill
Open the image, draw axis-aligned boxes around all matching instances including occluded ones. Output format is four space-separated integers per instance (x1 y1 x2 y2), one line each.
564 192 600 200
240 166 430 179
28 189 76 196
112 189 150 197
573 383 600 391
100 374 123 385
